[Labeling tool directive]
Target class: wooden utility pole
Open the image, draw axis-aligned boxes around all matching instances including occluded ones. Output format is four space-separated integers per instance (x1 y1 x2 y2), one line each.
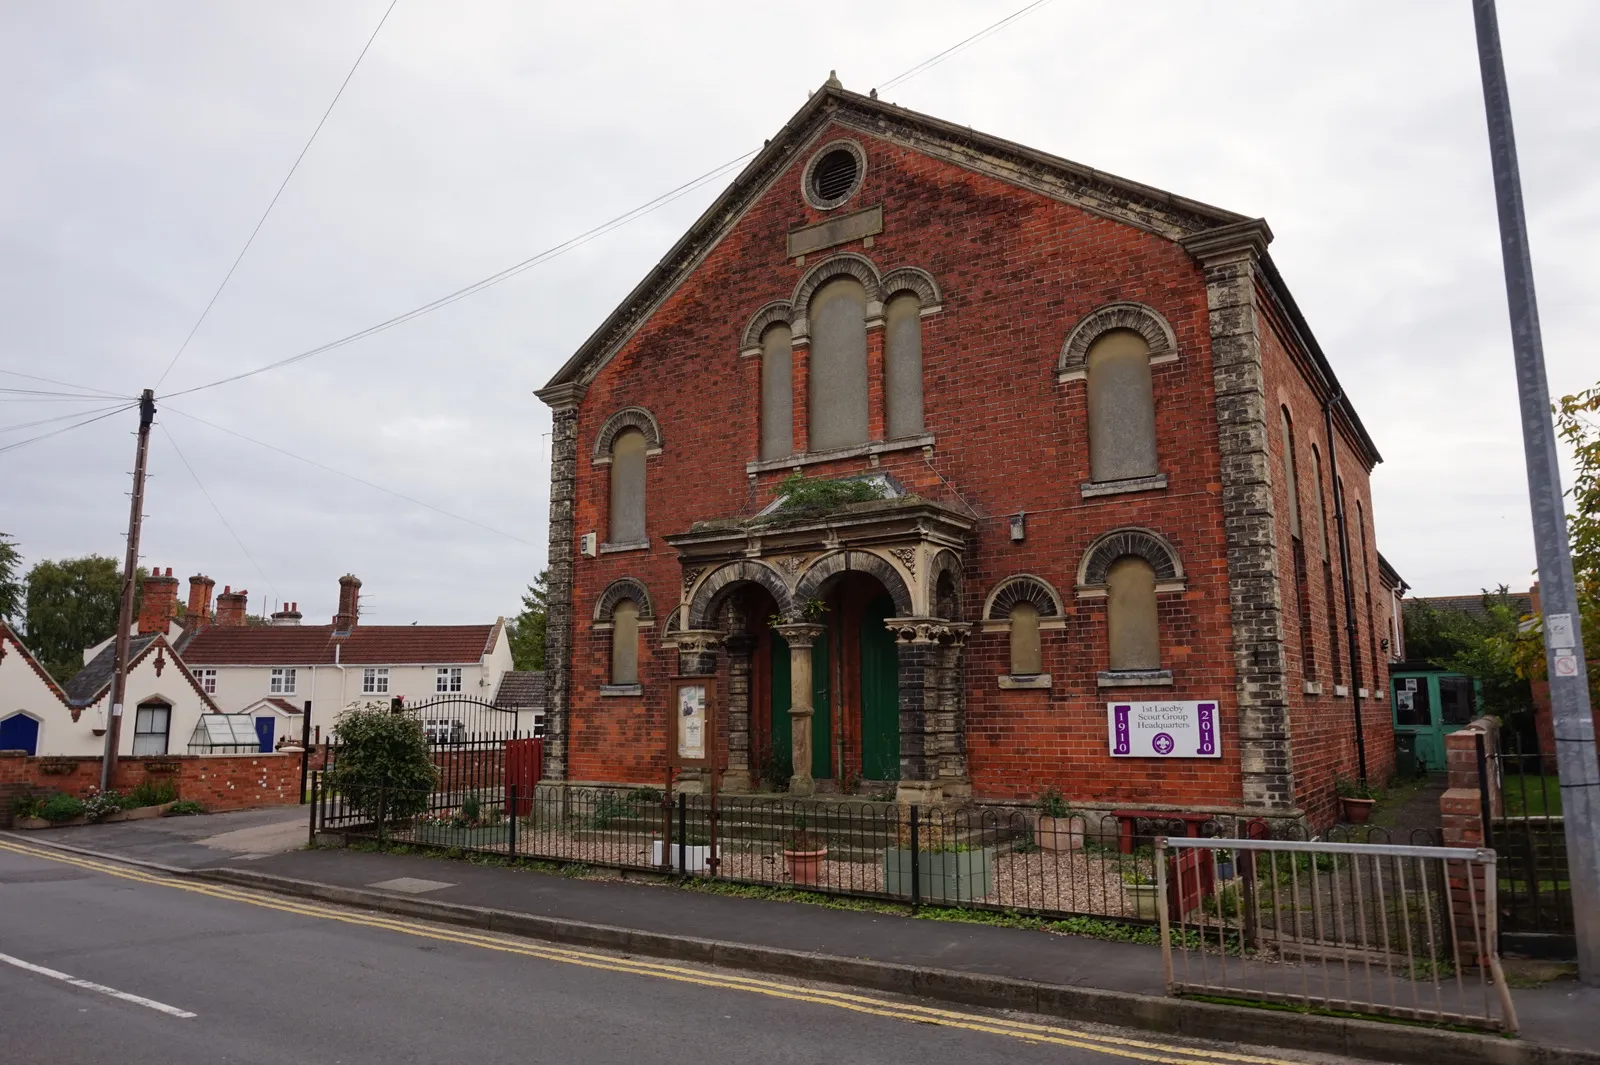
100 389 156 791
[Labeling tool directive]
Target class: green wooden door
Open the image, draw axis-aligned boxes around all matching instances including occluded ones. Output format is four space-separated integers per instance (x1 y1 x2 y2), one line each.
769 631 831 781
860 593 900 780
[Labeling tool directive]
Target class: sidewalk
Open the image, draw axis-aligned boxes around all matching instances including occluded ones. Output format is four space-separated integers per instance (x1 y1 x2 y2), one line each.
242 845 1597 1059
16 825 1600 1064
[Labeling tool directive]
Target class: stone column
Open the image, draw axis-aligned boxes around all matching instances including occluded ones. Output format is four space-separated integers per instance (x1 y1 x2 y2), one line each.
723 633 755 793
772 623 825 797
886 618 968 806
531 380 587 782
1181 220 1295 814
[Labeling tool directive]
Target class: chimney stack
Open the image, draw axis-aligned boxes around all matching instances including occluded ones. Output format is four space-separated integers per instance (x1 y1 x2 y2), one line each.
215 585 249 627
271 601 303 626
137 567 180 635
186 574 216 624
333 574 361 633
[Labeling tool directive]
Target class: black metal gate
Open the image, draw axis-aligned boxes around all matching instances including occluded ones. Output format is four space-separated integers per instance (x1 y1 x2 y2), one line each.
317 695 529 828
1486 730 1575 958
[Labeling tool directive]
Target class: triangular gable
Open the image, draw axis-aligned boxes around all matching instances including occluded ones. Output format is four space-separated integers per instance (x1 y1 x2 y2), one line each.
537 80 1381 468
0 621 70 707
70 633 221 715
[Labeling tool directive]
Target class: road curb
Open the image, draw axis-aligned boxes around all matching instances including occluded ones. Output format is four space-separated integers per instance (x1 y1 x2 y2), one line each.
186 864 1596 1065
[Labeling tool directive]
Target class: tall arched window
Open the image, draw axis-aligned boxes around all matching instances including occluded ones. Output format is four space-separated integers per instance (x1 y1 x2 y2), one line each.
1280 407 1302 538
760 323 793 460
808 277 869 451
610 599 640 685
885 293 924 439
1086 330 1157 482
609 428 647 545
1008 602 1042 675
1309 446 1330 559
1106 556 1160 671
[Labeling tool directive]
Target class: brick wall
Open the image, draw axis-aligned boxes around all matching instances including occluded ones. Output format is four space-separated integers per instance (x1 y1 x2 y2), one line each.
1438 717 1501 968
550 114 1386 817
0 751 303 825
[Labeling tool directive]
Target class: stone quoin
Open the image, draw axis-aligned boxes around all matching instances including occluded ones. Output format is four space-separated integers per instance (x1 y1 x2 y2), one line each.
535 79 1395 828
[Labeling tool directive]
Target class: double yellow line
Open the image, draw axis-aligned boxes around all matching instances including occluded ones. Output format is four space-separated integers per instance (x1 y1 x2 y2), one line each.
0 837 1299 1065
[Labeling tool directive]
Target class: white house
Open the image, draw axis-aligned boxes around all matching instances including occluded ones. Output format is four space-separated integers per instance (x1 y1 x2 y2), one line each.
168 573 520 740
0 621 221 758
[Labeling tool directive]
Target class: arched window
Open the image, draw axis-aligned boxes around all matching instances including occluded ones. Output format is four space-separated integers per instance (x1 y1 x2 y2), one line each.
1280 407 1301 539
1106 557 1159 671
1086 329 1157 482
610 599 640 685
807 277 869 451
609 428 647 545
1008 602 1042 675
885 293 923 439
1309 446 1330 559
760 323 793 460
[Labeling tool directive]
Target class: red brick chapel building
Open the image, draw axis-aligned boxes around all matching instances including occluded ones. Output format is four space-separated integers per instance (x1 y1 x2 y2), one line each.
536 77 1395 828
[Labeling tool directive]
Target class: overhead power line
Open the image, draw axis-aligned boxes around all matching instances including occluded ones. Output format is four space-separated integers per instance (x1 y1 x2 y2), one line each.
155 0 1050 403
159 149 756 401
154 0 400 391
878 0 1054 92
0 403 138 456
0 368 130 399
164 405 538 547
159 422 280 603
0 403 134 435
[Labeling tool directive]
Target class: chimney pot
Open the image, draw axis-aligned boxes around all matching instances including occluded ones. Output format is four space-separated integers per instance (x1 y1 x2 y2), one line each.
137 567 181 635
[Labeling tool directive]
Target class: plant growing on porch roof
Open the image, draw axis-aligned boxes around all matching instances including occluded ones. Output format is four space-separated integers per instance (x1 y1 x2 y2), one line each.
767 472 886 519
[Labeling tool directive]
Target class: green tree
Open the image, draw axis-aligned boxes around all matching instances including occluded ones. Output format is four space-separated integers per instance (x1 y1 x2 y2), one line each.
325 700 438 823
1512 382 1600 691
507 569 549 671
23 555 143 683
0 533 21 624
1404 588 1531 725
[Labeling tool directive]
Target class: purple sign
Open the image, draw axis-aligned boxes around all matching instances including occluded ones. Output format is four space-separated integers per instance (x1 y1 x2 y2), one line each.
1112 705 1132 755
1151 732 1176 756
1196 702 1217 756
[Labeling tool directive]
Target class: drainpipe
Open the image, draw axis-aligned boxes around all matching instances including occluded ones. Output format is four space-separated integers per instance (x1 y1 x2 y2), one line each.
1323 391 1369 785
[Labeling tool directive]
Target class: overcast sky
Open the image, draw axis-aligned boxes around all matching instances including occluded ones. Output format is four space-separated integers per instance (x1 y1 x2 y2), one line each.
2 1 1596 627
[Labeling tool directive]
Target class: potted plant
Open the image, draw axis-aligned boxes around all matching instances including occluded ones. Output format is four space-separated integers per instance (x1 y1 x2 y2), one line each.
1035 787 1085 852
782 814 828 885
1214 848 1236 882
1335 778 1377 824
1122 867 1160 920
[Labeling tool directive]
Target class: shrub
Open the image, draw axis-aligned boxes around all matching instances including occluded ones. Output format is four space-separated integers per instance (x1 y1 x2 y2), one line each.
164 800 206 816
1036 786 1071 819
38 793 86 822
13 790 45 819
325 701 438 824
125 778 179 808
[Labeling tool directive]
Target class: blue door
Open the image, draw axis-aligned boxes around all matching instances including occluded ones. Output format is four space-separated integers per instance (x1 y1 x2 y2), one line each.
0 713 39 755
255 716 275 753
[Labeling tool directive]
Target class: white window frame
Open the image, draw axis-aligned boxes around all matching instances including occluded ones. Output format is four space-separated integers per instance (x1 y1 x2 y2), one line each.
362 667 389 694
436 666 463 693
270 667 297 695
198 668 217 695
132 705 170 756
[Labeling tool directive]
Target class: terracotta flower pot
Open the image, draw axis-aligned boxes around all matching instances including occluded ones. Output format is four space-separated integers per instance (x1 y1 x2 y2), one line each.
1340 796 1376 824
783 847 827 885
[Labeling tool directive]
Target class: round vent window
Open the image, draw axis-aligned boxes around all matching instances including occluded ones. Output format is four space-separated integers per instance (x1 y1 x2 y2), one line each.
803 141 864 210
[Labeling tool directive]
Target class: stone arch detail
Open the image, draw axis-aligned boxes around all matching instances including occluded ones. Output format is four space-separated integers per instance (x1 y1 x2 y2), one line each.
1058 301 1178 375
740 300 794 352
595 577 654 621
790 252 884 319
592 406 663 462
881 266 942 310
1077 527 1184 589
983 574 1064 620
686 560 794 629
793 550 914 617
927 550 964 618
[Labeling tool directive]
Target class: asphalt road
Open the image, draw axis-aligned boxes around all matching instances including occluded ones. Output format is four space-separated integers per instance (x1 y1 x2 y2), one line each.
0 839 1341 1065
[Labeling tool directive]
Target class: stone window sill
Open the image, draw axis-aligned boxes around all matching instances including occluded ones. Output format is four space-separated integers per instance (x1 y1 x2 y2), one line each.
599 684 643 697
1097 670 1173 688
746 434 934 474
1303 681 1324 696
998 673 1052 690
1080 474 1168 499
1358 688 1370 699
1334 684 1350 697
600 540 649 555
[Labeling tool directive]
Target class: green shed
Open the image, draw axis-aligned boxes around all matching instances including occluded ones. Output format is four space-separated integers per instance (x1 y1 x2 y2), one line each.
1390 662 1481 773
